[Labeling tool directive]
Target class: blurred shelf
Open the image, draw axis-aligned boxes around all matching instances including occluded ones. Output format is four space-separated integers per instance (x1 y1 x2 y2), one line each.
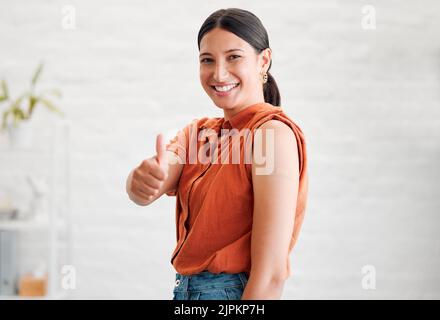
0 121 72 299
0 217 65 231
0 292 68 300
0 145 54 155
0 147 50 152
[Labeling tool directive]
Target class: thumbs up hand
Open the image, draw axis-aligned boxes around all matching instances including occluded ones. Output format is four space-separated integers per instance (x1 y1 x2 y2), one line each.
129 134 169 202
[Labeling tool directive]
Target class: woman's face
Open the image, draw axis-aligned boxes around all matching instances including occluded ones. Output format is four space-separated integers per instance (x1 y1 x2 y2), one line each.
199 28 271 116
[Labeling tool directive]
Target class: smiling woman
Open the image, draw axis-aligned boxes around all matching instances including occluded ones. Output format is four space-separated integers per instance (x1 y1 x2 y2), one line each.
197 11 281 120
126 7 309 301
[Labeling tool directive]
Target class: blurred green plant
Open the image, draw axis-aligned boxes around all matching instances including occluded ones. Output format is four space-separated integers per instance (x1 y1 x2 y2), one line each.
0 62 63 131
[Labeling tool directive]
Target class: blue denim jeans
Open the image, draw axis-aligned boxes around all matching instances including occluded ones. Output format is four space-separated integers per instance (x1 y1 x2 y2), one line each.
173 270 249 300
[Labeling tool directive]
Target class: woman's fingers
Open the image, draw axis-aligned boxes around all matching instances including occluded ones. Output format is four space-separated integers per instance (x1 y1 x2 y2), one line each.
148 160 168 181
142 173 162 190
133 179 158 198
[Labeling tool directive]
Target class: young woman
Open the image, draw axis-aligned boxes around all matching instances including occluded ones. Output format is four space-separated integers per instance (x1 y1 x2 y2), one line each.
126 8 308 300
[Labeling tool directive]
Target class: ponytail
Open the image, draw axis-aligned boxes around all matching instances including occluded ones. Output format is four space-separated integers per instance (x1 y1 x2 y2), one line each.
263 71 281 107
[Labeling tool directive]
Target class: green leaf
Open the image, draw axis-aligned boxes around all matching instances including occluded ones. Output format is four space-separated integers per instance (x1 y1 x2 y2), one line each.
11 92 28 109
0 80 8 100
28 95 38 117
38 97 64 116
12 107 26 121
31 62 44 87
1 109 11 130
41 89 62 98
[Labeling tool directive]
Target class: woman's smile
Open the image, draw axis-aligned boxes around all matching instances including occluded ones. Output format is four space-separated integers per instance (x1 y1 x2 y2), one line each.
211 82 240 96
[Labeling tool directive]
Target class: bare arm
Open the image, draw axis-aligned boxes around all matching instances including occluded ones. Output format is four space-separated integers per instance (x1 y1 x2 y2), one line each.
241 120 299 300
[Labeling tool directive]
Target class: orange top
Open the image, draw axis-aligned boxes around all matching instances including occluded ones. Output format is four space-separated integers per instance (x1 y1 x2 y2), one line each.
165 102 308 278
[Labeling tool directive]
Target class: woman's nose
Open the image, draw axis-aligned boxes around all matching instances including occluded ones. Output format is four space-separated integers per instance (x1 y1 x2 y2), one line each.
213 63 229 82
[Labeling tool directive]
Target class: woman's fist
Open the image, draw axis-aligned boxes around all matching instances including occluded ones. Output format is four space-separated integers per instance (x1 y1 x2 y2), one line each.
129 134 169 202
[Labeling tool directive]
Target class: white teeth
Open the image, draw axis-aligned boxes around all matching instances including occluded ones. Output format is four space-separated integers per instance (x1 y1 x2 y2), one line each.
214 83 238 92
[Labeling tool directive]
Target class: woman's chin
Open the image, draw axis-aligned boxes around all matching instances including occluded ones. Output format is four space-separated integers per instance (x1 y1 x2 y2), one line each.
213 100 237 111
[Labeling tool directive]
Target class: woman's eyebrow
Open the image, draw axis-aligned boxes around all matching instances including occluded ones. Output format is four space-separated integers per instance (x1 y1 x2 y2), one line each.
199 49 244 57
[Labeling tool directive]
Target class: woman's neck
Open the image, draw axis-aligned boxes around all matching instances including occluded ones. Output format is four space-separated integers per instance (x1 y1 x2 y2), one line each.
223 99 265 121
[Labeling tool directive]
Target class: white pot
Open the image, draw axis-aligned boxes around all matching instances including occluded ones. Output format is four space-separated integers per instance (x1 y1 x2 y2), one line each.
7 120 34 149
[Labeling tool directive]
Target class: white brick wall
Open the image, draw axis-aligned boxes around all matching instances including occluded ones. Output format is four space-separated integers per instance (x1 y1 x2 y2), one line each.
0 0 439 299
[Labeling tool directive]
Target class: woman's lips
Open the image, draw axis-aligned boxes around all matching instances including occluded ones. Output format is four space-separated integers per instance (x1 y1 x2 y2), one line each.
211 83 240 97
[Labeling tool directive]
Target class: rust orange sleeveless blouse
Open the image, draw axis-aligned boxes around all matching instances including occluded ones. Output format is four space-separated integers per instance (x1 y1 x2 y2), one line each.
165 102 308 278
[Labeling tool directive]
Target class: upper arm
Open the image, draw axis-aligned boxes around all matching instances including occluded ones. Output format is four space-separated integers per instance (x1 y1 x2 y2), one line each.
250 119 300 281
162 151 184 196
162 122 193 197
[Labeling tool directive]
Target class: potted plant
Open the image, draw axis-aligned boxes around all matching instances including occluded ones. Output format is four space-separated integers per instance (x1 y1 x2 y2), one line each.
0 63 63 148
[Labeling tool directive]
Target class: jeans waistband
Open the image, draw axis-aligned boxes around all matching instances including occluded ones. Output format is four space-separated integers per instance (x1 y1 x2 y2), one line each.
174 270 249 292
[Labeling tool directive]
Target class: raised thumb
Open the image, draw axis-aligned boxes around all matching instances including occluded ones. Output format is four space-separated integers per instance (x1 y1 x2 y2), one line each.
155 133 167 167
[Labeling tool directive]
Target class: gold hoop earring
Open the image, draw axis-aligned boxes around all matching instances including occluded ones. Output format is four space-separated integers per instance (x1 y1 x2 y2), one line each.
262 73 268 84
